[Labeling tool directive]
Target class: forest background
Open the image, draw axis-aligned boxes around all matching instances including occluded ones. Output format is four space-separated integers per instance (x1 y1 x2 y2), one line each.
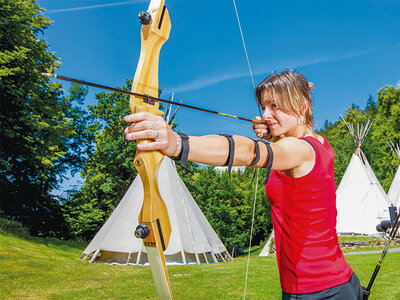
1 0 399 253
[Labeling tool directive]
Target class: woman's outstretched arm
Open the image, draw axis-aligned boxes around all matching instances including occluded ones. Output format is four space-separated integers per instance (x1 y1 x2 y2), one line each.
124 112 270 168
124 112 313 173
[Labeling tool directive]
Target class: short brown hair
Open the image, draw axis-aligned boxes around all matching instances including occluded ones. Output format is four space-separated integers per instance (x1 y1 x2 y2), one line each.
255 70 315 127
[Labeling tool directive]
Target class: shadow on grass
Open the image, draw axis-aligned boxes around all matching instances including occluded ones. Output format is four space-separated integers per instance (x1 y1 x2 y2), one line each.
1 217 87 251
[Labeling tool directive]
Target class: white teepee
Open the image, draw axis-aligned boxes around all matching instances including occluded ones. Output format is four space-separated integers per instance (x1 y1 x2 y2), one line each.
81 157 232 265
388 141 400 209
259 230 275 257
336 120 391 235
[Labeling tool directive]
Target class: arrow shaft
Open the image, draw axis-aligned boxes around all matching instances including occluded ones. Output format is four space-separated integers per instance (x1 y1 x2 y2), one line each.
43 73 260 123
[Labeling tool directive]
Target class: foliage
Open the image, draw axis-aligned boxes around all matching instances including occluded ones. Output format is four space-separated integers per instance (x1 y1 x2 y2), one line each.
185 166 271 251
0 0 94 237
0 217 30 237
368 86 400 189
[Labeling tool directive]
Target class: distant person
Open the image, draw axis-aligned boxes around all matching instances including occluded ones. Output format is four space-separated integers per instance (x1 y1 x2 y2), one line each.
124 70 363 299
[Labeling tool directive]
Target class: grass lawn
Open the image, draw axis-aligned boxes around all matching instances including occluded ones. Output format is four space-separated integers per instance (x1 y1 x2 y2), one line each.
0 232 399 299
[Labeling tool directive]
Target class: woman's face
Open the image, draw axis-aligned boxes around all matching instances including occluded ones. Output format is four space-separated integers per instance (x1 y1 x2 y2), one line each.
260 90 299 138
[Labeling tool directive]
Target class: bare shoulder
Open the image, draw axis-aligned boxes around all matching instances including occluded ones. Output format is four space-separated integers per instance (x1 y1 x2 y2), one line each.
274 136 313 153
270 137 316 174
271 137 315 168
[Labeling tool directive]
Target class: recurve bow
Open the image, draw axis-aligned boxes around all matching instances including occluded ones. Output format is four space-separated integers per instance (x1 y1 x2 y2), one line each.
130 0 173 299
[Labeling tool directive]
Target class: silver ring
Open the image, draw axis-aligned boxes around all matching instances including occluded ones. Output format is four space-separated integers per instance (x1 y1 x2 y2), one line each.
151 121 155 129
155 130 159 140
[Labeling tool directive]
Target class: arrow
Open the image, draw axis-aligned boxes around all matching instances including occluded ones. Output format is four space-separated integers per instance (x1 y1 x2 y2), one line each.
42 73 262 124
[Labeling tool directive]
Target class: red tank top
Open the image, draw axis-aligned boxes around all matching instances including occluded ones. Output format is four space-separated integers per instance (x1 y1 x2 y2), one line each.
265 135 353 294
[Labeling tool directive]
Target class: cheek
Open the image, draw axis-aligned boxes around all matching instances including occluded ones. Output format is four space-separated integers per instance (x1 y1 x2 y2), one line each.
277 111 297 126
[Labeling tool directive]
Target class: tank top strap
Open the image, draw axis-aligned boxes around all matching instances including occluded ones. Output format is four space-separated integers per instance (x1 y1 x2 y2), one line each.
299 135 325 153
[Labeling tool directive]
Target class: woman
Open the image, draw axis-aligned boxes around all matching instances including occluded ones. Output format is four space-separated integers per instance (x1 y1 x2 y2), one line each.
124 70 363 299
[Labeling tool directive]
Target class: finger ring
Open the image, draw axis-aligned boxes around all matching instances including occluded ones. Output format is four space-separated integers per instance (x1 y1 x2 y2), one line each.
262 132 269 138
155 130 159 140
151 121 155 129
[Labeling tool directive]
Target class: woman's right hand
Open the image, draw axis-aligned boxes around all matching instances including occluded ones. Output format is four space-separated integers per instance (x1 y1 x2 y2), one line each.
252 116 271 140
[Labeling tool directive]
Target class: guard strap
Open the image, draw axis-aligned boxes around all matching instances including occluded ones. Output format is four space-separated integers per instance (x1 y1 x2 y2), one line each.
179 133 189 169
258 140 274 184
250 139 260 166
170 133 189 169
250 138 273 186
219 134 235 182
248 138 261 187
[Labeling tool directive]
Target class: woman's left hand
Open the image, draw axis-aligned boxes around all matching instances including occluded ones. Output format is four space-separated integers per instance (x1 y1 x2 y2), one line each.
252 116 271 140
124 112 177 156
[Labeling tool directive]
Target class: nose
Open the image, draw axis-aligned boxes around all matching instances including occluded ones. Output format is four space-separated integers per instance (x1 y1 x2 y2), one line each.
262 107 272 121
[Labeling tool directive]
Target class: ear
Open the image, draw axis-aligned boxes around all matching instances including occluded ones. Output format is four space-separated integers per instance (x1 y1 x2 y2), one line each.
300 97 309 116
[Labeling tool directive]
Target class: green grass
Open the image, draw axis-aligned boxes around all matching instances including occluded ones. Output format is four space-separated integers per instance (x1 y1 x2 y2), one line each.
0 232 399 299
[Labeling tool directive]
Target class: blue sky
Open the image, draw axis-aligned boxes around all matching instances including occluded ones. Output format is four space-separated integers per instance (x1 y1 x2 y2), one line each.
37 0 400 193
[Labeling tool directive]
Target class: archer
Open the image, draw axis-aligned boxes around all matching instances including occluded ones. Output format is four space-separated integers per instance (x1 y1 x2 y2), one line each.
124 70 364 299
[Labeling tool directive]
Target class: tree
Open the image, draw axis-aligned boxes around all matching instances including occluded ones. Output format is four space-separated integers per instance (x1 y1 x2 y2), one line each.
63 80 139 239
369 85 400 189
187 166 271 251
365 94 377 116
0 0 94 237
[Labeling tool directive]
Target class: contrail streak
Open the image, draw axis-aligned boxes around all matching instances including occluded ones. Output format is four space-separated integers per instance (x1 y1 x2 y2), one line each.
46 0 147 13
164 47 379 94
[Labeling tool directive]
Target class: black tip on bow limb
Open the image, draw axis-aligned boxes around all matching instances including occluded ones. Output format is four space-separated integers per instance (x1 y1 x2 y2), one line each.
362 286 370 300
134 224 150 239
138 11 151 25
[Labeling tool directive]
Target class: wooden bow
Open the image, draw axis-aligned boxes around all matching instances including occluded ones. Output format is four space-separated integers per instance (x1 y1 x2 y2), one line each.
130 0 173 299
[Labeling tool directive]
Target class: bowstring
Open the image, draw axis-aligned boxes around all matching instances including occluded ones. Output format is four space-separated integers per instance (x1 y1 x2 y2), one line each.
232 0 256 91
231 1 261 299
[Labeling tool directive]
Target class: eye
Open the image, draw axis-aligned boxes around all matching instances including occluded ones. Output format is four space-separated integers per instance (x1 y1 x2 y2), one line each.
271 103 277 109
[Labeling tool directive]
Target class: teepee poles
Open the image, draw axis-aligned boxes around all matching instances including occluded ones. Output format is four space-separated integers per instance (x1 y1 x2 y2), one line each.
388 141 400 162
342 118 373 161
